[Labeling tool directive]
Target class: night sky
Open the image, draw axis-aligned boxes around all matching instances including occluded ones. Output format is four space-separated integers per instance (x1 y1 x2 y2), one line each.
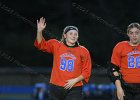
0 0 140 68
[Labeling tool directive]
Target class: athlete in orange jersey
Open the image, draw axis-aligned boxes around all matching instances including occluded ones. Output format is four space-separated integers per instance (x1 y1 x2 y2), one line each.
34 17 92 100
109 23 140 100
112 41 140 83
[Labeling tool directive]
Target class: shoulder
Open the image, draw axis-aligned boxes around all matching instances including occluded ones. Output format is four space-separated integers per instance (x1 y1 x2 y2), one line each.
114 41 128 48
46 39 62 47
112 41 128 53
47 39 61 44
78 45 90 54
116 41 128 46
47 39 59 43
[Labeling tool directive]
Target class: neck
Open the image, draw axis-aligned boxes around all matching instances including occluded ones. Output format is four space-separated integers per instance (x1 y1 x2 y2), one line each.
128 41 140 46
66 41 75 46
63 39 78 48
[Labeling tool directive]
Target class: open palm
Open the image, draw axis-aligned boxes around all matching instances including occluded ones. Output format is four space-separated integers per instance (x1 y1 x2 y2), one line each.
37 17 46 33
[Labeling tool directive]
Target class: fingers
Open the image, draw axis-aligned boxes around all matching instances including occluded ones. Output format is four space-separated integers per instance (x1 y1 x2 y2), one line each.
37 17 46 24
40 17 45 23
121 90 125 100
40 17 43 23
123 92 125 96
64 80 70 89
64 83 69 89
118 95 123 100
119 96 124 100
118 94 124 100
64 80 73 90
64 83 73 90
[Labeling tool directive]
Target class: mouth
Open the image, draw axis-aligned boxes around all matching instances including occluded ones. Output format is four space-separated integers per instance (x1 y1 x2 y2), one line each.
70 38 76 41
133 38 137 41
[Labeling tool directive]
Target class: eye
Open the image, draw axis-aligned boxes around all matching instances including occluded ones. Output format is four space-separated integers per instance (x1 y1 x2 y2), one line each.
135 31 140 35
74 33 78 36
69 32 73 35
129 31 133 35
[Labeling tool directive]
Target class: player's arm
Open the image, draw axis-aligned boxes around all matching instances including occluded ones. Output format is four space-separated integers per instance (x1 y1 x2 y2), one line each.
81 49 92 83
37 17 46 43
34 17 53 53
115 80 125 100
108 43 122 83
107 63 125 100
108 43 125 100
114 73 125 100
107 63 121 83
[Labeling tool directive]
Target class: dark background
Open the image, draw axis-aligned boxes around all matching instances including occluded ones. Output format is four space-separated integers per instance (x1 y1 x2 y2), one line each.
0 0 139 68
1 1 140 99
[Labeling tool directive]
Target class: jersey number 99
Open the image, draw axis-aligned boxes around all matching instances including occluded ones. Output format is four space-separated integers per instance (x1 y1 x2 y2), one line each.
60 58 74 72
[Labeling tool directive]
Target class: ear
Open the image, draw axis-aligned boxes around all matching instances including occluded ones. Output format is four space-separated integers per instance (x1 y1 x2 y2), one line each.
127 33 130 37
64 34 67 38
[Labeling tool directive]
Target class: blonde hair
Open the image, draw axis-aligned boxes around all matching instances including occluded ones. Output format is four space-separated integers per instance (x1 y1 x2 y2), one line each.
127 23 140 34
60 26 79 43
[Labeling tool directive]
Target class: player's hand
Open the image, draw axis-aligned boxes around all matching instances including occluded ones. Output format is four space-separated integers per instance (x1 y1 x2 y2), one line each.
37 17 46 33
64 78 78 89
116 87 125 100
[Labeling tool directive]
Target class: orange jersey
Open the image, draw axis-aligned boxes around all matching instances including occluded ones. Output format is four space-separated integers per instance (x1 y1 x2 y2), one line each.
34 38 92 87
111 41 140 83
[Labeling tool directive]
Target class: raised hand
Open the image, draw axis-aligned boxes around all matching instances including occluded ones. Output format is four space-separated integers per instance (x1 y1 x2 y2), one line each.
37 17 46 33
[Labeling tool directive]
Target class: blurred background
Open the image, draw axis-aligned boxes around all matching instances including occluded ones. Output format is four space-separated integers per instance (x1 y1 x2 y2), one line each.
0 0 140 100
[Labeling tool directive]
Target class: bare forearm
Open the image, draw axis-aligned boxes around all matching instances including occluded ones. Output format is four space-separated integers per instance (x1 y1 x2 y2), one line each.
114 72 122 89
115 80 122 89
75 75 84 83
37 31 43 44
115 79 125 100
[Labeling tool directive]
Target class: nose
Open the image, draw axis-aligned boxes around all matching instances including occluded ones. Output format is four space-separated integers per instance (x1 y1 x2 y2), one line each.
133 34 136 37
133 33 137 37
72 34 76 38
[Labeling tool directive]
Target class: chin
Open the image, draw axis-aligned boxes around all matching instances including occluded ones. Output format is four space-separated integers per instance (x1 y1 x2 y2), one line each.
70 41 76 44
133 42 139 44
70 42 76 45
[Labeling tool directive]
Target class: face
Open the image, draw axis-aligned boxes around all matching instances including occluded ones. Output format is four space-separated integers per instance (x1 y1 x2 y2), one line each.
64 30 79 46
127 27 140 46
